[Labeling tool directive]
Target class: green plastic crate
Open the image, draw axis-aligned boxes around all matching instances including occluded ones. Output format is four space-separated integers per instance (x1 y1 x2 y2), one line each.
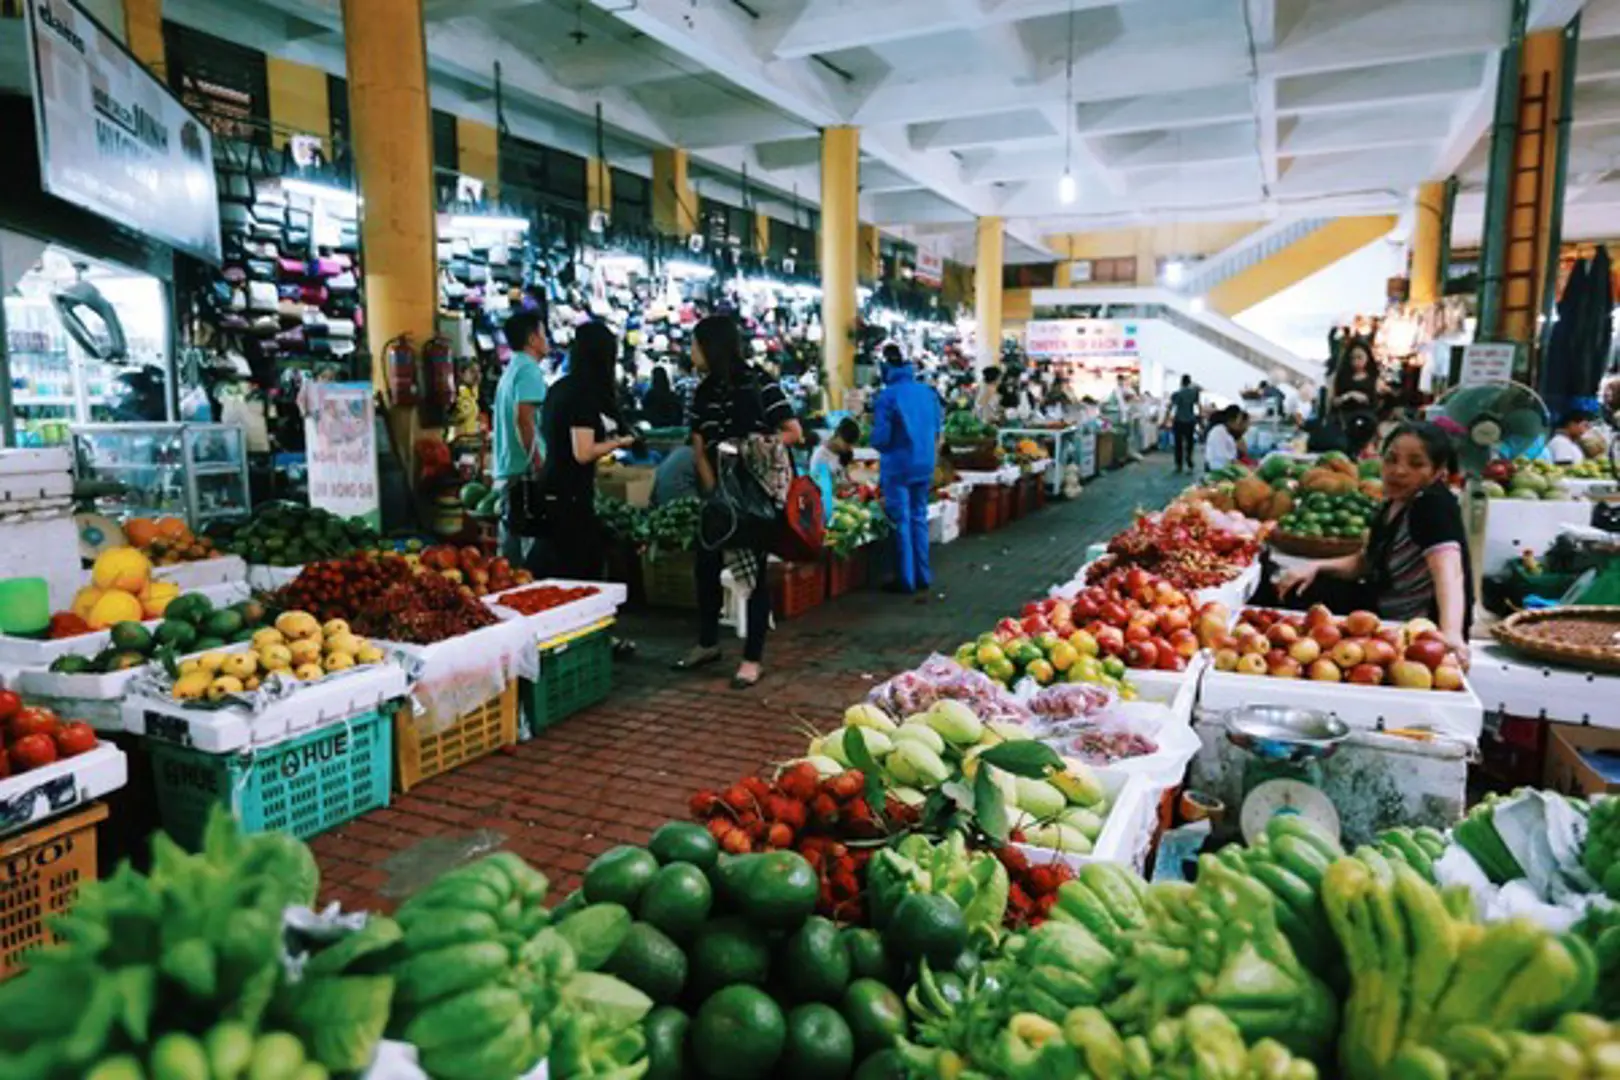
522 628 614 735
147 709 393 850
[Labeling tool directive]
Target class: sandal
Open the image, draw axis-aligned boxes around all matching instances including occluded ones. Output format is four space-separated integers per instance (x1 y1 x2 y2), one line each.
671 646 722 672
730 669 763 690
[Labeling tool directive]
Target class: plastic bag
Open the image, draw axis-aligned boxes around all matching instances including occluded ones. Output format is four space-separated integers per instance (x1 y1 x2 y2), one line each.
1025 681 1117 723
869 654 1031 725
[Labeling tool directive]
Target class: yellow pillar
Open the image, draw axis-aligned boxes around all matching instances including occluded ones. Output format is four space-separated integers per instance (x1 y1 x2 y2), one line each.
341 0 437 395
1499 29 1567 345
1410 182 1446 306
975 217 1005 369
586 158 612 215
857 223 881 285
820 126 860 407
754 212 770 259
456 118 499 197
122 0 164 74
652 149 696 236
266 58 332 154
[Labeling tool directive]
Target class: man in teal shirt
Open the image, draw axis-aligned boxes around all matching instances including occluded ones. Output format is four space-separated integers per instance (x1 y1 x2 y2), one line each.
495 309 550 562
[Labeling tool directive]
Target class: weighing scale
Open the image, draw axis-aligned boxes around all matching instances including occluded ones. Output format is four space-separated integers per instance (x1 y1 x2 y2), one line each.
1223 705 1350 845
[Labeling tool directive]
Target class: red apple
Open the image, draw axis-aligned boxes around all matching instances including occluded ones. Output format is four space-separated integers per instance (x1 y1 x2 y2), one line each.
1196 613 1229 648
1405 639 1449 671
1268 655 1303 679
1049 601 1072 626
996 618 1023 639
1125 640 1159 669
1169 629 1201 659
1307 658 1343 682
1214 648 1240 672
1155 644 1182 671
1343 610 1382 638
1239 631 1270 657
1051 619 1075 639
1433 665 1464 691
1308 622 1342 649
1265 648 1290 668
1125 623 1153 644
1021 601 1043 618
1099 601 1130 628
1074 594 1101 620
1266 622 1301 647
1159 608 1192 635
1237 653 1269 676
1094 626 1126 656
1348 663 1386 685
1389 660 1435 690
1331 639 1367 669
1288 637 1322 665
1022 614 1050 635
1403 617 1441 643
1122 567 1150 595
1305 603 1335 628
1376 628 1403 648
1199 601 1231 624
1362 638 1398 667
1130 609 1159 631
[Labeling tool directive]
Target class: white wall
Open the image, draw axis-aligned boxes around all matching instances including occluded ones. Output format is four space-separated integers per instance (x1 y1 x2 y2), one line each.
1136 319 1270 403
1234 236 1402 367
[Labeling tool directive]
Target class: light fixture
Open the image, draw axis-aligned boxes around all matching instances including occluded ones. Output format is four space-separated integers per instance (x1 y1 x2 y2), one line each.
1190 297 1206 313
665 259 716 280
441 214 531 233
1056 0 1077 206
282 177 358 208
1058 171 1077 205
1164 260 1185 285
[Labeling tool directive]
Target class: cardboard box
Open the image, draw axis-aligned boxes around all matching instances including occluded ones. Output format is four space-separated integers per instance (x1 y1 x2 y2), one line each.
597 465 655 508
1544 722 1620 796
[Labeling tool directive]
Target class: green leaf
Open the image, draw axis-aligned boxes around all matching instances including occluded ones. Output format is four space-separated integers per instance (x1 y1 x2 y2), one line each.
841 728 889 819
978 741 1063 779
940 781 975 812
974 769 1009 846
115 965 156 1044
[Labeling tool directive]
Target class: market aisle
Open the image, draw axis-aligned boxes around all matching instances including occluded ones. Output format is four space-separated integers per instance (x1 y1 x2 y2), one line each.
311 455 1189 910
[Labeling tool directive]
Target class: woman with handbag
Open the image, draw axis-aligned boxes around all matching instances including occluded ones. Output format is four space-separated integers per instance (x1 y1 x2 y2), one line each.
673 316 803 689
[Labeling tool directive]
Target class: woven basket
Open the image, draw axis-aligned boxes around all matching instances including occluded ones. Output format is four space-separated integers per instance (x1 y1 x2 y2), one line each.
1268 531 1366 559
1493 606 1620 673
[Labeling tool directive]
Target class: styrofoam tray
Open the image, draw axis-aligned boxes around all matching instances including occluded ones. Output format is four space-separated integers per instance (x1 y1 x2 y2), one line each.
122 657 410 753
1125 653 1207 712
153 556 249 590
1014 768 1155 874
485 579 628 642
1198 667 1484 745
0 742 127 836
0 447 70 476
0 470 71 503
18 664 145 708
246 563 304 590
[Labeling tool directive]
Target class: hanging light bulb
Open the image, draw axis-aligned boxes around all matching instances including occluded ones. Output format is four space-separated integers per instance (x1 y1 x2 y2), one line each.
1058 170 1077 205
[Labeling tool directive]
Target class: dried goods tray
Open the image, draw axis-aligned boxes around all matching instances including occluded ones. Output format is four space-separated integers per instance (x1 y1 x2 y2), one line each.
0 743 127 837
1267 531 1366 559
152 555 249 590
1493 607 1620 673
485 578 628 641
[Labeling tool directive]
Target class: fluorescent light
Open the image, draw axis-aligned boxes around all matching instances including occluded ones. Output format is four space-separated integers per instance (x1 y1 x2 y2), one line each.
282 177 358 207
1190 297 1206 313
666 260 715 279
1058 171 1077 205
1164 261 1185 285
442 214 530 233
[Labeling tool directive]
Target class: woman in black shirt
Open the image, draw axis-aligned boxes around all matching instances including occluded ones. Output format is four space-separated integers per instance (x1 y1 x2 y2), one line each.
538 320 636 580
1330 338 1384 457
673 316 802 689
641 366 685 429
1278 422 1472 663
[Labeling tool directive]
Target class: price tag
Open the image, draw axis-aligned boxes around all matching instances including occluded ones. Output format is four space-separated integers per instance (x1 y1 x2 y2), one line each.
1459 342 1517 386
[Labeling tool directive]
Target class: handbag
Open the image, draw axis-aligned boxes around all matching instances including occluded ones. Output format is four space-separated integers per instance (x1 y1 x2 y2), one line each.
775 469 825 562
247 281 278 313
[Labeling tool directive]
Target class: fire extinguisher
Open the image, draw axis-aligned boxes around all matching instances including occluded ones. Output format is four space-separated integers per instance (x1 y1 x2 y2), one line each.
421 335 456 426
385 334 419 408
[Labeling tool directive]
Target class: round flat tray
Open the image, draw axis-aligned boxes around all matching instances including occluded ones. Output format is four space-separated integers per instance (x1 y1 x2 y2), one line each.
1268 531 1365 559
1493 606 1620 674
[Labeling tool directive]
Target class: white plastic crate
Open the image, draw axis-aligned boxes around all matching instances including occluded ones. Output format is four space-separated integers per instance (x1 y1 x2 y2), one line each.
1199 668 1484 746
929 500 962 545
153 556 249 590
1013 768 1156 874
0 742 127 837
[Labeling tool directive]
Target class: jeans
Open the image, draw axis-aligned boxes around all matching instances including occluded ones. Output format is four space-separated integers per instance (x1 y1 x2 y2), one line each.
882 475 932 592
697 543 769 663
1172 421 1197 471
497 480 535 568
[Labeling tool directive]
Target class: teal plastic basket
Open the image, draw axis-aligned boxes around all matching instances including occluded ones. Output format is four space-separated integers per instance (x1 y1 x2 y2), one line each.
147 708 393 850
522 628 614 736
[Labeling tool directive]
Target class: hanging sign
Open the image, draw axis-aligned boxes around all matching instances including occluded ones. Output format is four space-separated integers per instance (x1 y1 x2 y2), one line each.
24 0 222 263
1458 342 1517 387
1025 319 1140 362
915 247 944 288
301 381 381 527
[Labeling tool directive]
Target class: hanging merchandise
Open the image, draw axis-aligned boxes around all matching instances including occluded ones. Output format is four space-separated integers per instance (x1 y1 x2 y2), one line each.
385 333 420 409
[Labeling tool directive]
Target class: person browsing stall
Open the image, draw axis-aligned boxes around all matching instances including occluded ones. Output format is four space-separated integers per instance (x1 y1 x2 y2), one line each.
494 309 549 564
871 343 943 595
810 417 862 525
1277 422 1473 664
1203 406 1246 473
1545 409 1594 466
1165 375 1201 474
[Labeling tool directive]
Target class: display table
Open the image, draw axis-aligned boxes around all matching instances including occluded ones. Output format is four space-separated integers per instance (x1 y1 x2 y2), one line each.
1466 640 1620 726
999 426 1077 496
1481 497 1593 572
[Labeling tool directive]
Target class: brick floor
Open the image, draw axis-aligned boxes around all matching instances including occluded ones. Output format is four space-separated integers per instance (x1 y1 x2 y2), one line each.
310 455 1189 911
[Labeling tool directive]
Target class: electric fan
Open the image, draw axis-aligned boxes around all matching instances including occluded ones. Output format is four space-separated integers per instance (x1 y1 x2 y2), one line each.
1433 382 1551 474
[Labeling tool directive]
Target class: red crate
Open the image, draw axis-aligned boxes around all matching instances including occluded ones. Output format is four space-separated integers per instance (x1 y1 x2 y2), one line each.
771 560 826 619
826 548 869 598
1017 474 1039 517
1035 474 1049 508
1000 482 1020 522
966 486 1002 533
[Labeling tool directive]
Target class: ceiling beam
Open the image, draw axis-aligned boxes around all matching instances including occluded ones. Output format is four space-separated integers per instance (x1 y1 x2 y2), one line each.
1074 84 1253 137
1245 0 1279 191
1265 0 1511 80
1279 107 1454 158
760 0 1133 61
1277 53 1486 116
423 0 539 21
909 110 1056 152
754 138 823 171
1577 37 1620 82
665 111 818 151
1431 50 1502 180
1096 121 1259 170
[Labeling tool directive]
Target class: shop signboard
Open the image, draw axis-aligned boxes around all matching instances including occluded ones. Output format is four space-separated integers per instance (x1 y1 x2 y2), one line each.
24 0 222 263
1458 342 1518 387
1026 319 1140 364
915 247 943 287
301 382 381 528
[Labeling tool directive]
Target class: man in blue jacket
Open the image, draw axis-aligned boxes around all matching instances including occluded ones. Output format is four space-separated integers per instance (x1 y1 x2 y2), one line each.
871 343 943 594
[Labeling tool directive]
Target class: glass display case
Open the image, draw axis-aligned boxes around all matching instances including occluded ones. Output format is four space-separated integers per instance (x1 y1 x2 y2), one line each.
72 423 250 527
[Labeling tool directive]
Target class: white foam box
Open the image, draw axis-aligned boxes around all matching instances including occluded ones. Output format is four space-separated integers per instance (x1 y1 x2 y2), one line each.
153 556 249 590
1198 668 1485 745
485 579 628 642
246 564 304 590
0 742 127 837
0 513 82 613
1126 653 1207 716
1013 767 1156 874
17 665 145 724
0 447 71 477
121 655 410 753
0 579 257 669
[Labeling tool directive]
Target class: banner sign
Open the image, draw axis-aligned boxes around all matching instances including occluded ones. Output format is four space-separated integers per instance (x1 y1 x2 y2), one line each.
915 247 944 288
25 0 222 262
1458 342 1517 387
301 382 380 527
1025 319 1141 364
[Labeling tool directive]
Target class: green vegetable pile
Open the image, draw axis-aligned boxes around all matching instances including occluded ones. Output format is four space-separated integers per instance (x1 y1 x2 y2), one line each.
596 494 652 548
826 499 891 559
1454 793 1531 885
209 504 382 567
1585 796 1620 899
866 832 1008 947
944 411 993 443
1276 489 1379 540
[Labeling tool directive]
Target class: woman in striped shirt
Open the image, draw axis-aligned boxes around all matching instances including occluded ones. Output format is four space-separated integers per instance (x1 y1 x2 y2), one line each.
1277 422 1473 665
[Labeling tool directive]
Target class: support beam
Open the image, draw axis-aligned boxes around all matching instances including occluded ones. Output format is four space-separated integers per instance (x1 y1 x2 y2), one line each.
975 217 1005 369
1278 54 1486 117
1410 181 1447 305
653 148 697 236
1245 0 1279 190
456 117 499 196
821 127 861 407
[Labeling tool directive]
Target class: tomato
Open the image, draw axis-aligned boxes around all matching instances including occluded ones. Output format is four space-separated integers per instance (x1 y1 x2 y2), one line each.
53 722 97 759
0 689 19 724
11 733 57 772
9 706 58 742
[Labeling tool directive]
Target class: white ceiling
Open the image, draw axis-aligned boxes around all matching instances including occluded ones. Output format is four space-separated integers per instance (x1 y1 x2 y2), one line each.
164 0 1620 263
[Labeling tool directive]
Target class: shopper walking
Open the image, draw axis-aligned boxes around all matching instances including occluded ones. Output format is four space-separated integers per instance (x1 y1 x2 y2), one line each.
535 321 636 580
673 315 802 690
1165 374 1201 473
871 343 943 595
494 308 549 565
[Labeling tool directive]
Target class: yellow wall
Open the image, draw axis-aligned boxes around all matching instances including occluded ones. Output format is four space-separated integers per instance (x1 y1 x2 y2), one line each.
266 57 332 152
754 212 770 258
1206 215 1397 316
122 0 164 73
1048 221 1263 286
456 117 499 195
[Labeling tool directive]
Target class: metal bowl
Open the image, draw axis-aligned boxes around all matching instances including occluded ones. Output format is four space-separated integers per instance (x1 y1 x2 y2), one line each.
1222 705 1350 765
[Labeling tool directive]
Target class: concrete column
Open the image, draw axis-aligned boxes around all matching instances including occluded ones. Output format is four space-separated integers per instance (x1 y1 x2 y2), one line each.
975 217 1005 369
652 148 696 236
122 0 164 74
819 126 860 406
857 223 881 285
1409 182 1447 306
456 118 499 197
266 58 331 154
340 0 437 394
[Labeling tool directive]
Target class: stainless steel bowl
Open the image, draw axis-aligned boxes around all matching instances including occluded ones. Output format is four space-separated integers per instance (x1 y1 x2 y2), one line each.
1222 705 1350 764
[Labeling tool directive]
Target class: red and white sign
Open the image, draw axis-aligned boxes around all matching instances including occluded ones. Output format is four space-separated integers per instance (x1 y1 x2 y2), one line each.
915 247 944 288
1025 319 1140 363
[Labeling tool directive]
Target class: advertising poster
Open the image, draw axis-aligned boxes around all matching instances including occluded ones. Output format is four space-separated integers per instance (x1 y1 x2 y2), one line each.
301 381 381 528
